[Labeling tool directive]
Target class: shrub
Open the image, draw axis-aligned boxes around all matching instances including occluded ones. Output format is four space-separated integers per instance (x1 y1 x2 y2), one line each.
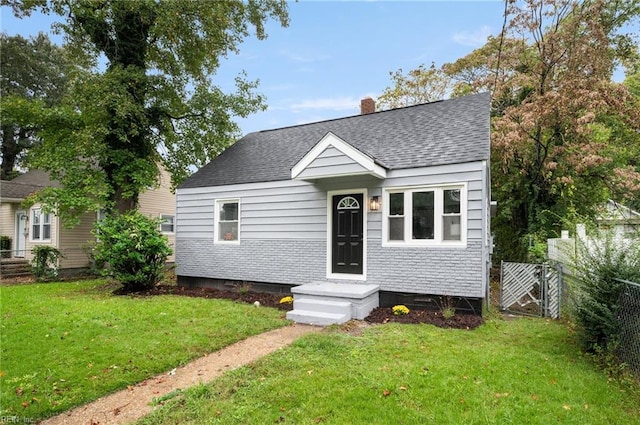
572 229 640 354
436 295 456 319
0 235 11 258
92 211 172 292
31 245 62 281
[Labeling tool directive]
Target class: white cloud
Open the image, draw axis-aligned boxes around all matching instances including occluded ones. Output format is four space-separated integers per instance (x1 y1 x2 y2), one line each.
452 25 493 47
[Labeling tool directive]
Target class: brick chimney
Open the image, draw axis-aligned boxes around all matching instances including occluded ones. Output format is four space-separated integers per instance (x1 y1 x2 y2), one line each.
360 97 375 115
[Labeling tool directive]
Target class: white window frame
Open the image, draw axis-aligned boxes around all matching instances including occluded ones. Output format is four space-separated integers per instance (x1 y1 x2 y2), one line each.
214 199 240 244
382 183 467 247
160 214 175 234
30 208 52 242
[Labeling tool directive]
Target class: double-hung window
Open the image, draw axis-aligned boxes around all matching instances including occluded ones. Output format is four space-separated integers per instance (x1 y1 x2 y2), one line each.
160 214 175 233
384 185 465 245
31 208 51 241
215 199 240 243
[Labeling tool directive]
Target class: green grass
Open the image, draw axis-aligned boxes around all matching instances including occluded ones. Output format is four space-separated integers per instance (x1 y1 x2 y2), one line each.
0 280 289 420
138 318 640 425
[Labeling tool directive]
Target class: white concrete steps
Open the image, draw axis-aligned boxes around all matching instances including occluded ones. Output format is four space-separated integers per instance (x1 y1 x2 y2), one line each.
286 282 380 326
286 309 350 326
293 298 352 315
286 299 351 325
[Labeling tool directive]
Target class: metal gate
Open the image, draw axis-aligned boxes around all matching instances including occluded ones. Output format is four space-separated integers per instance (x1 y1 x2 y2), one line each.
500 261 561 318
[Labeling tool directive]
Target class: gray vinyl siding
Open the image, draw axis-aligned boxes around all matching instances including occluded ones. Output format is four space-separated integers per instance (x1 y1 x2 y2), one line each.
177 180 326 241
176 160 488 297
296 147 370 179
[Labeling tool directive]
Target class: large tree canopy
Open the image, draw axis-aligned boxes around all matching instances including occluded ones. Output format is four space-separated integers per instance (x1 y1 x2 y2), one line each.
0 32 71 180
485 0 640 260
377 0 640 261
7 0 289 220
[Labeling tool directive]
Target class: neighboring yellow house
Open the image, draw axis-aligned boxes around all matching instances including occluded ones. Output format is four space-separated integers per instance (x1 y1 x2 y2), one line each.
0 166 176 272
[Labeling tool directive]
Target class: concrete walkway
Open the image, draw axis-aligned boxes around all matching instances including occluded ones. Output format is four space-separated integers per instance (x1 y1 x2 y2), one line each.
40 324 320 425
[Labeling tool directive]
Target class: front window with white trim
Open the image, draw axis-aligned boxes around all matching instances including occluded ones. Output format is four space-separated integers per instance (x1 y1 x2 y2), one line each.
31 208 51 241
384 185 466 245
215 199 240 243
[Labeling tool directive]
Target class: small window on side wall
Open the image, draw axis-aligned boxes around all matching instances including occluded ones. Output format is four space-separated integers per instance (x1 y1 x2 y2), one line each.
160 214 175 233
215 199 239 243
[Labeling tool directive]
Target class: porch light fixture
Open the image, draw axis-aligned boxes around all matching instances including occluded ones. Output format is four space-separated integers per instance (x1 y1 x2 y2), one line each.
369 196 380 212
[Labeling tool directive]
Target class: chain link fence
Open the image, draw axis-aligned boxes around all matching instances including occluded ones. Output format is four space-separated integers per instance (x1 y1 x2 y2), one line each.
557 267 640 379
616 279 640 378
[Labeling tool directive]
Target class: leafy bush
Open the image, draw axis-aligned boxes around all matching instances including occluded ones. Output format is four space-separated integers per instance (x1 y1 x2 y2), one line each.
572 230 640 354
92 211 172 292
0 235 11 258
31 245 62 281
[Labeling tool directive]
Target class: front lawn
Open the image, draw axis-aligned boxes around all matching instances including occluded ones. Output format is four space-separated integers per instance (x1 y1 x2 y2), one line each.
138 318 640 425
0 280 289 420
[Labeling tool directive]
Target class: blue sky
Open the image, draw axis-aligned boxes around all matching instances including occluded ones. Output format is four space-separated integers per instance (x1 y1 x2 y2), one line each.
1 1 506 135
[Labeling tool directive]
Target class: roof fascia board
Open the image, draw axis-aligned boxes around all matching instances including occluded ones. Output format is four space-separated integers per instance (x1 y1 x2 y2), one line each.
291 132 386 180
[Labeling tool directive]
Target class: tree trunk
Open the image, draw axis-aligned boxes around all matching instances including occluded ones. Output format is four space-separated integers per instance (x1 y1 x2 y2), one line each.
1 125 19 180
114 187 138 214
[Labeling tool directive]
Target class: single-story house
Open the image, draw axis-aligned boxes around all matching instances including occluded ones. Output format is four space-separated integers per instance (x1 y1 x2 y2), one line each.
0 165 176 273
595 200 640 238
176 93 491 324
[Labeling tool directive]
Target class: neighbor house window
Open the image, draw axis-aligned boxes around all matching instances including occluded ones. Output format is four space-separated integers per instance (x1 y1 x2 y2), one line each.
31 209 51 241
160 214 175 233
215 199 239 243
97 209 108 222
384 185 465 245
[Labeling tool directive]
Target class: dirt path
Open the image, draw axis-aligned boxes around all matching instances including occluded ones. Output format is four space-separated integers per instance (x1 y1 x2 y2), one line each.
40 324 320 425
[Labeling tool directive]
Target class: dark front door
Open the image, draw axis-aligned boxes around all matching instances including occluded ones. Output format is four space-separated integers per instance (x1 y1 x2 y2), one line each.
332 193 364 275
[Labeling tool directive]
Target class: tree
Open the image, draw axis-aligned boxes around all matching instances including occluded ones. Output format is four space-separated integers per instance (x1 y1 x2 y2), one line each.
621 71 640 212
377 62 450 110
485 0 640 261
378 0 640 261
0 32 71 180
7 0 289 219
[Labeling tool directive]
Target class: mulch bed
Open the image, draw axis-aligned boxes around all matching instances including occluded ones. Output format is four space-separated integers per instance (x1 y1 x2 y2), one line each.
136 285 483 329
364 306 483 329
135 285 294 311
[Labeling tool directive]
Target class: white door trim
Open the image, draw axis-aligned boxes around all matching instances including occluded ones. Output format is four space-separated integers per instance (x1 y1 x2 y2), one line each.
14 210 27 258
326 188 367 281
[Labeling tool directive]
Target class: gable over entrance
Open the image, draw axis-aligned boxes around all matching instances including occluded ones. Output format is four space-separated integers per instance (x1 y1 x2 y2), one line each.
291 132 387 181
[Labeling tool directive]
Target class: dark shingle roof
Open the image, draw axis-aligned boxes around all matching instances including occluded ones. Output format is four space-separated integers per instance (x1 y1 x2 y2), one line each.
11 169 58 187
0 180 45 200
180 92 490 189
